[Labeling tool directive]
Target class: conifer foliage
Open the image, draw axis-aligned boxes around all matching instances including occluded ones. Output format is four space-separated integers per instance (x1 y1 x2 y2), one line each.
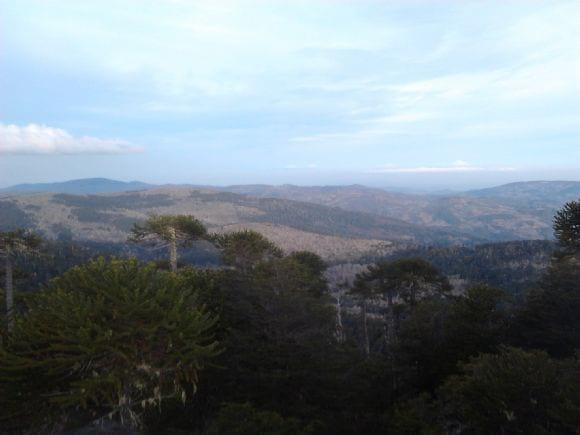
553 199 580 252
0 229 42 331
0 258 219 432
129 214 208 272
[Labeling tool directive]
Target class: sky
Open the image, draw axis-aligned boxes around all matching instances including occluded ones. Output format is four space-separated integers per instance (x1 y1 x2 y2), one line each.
1 0 579 190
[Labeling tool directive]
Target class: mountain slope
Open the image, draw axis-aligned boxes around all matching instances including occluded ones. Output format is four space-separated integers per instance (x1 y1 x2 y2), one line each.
222 182 579 241
0 188 477 262
465 181 580 205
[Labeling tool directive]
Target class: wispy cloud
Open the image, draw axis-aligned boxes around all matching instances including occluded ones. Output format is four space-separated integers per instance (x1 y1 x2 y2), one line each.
1 1 579 185
0 124 142 155
369 161 516 174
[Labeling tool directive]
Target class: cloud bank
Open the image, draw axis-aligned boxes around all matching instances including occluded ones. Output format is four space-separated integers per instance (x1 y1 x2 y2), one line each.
0 124 142 155
370 161 516 174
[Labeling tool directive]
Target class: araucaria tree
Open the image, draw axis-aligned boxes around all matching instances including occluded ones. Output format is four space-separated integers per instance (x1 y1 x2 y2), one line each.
553 199 580 253
355 258 450 351
215 229 282 273
0 258 219 432
0 229 42 331
128 214 208 272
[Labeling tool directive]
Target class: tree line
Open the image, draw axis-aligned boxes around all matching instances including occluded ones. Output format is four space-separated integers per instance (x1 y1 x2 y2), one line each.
0 203 579 434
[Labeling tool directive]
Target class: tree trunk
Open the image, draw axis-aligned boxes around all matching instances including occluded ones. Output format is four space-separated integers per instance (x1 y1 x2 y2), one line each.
362 299 370 358
168 227 178 273
385 290 398 391
5 248 14 332
335 293 344 344
384 291 396 348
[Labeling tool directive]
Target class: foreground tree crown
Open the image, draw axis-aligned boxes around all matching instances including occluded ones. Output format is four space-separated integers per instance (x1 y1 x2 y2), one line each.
0 258 219 432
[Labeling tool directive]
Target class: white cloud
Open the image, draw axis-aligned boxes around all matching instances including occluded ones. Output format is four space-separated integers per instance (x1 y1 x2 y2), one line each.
369 161 515 174
0 124 142 155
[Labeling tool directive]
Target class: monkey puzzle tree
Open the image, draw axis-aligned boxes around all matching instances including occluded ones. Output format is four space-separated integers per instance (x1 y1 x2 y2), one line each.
0 229 42 331
0 258 219 432
553 199 580 253
516 201 580 357
356 258 450 350
128 214 208 272
215 229 282 273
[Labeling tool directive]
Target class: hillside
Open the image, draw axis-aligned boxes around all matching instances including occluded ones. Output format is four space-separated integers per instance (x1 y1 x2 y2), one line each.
465 180 580 205
0 188 474 262
223 181 580 241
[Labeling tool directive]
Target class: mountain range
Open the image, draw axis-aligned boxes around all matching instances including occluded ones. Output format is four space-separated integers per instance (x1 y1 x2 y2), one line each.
1 178 579 261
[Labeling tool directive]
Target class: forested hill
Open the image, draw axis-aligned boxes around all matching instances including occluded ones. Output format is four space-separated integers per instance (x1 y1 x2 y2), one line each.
3 178 578 242
466 180 580 205
0 188 477 262
223 181 580 241
387 240 556 297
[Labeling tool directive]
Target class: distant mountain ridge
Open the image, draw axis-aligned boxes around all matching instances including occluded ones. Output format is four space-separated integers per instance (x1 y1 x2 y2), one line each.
2 178 579 244
1 178 154 195
0 187 477 262
219 181 580 241
465 180 580 205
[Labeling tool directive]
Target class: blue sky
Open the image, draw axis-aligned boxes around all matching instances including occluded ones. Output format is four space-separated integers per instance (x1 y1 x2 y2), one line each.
1 0 579 190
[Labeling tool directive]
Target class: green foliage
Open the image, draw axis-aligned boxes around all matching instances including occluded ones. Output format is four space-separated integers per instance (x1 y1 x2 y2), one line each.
445 285 509 359
439 347 579 434
288 250 327 275
553 199 580 252
129 214 208 246
396 285 509 391
515 200 580 358
0 229 43 253
215 230 282 272
252 255 329 298
0 258 219 432
205 402 316 435
385 240 555 298
516 254 580 357
1 205 577 434
361 258 451 305
388 393 441 434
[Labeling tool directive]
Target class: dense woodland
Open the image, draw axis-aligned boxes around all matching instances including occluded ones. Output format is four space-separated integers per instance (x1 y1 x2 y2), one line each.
0 202 579 434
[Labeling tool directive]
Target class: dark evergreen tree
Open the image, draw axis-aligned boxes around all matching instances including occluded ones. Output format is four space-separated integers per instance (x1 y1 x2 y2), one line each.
0 258 219 432
0 229 42 331
553 199 580 253
516 200 580 357
215 229 282 273
439 347 579 434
